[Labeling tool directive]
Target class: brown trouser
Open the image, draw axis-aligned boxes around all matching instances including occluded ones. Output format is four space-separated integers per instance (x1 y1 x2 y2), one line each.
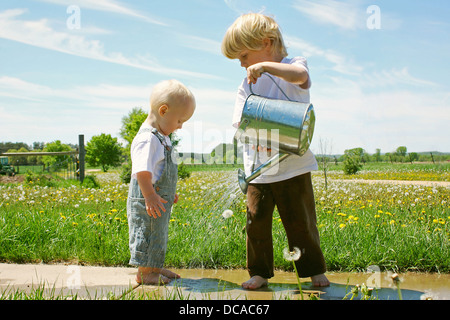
246 172 326 278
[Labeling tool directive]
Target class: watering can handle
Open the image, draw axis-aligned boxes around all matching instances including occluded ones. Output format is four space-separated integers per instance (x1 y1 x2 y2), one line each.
249 73 293 102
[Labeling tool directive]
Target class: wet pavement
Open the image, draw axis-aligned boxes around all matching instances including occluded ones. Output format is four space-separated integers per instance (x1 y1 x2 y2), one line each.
1 263 449 300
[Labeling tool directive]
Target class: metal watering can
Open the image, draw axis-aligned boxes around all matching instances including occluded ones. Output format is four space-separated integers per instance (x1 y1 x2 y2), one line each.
234 74 316 193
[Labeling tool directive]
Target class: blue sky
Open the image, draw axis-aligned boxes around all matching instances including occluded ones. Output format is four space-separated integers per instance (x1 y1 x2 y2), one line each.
0 0 449 155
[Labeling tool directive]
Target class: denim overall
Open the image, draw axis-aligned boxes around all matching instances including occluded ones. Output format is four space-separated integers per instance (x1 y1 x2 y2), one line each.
127 128 178 268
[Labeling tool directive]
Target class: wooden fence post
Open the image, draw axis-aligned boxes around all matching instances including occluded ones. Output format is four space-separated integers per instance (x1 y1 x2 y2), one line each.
79 134 85 183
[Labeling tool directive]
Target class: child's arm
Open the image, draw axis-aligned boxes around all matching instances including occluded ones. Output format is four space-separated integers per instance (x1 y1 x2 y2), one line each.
136 171 168 218
247 61 309 89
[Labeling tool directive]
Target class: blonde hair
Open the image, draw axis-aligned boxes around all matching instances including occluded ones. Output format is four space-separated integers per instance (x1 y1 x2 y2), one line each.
221 13 288 59
150 79 195 112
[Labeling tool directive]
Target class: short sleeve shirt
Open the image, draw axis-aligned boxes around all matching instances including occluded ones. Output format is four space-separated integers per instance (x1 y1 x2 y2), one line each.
130 122 172 184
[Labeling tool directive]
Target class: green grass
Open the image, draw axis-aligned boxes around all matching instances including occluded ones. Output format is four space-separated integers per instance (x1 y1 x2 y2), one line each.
0 164 449 273
320 161 450 181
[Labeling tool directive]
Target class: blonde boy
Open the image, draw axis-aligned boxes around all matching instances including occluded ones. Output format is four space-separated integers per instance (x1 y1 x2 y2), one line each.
127 80 195 285
222 13 329 289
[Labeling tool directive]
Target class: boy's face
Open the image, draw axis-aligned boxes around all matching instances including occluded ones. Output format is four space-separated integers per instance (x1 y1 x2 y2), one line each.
238 39 275 69
158 98 195 136
238 49 273 69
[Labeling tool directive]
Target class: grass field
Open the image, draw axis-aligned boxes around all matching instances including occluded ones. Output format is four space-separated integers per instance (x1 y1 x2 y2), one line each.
0 162 449 274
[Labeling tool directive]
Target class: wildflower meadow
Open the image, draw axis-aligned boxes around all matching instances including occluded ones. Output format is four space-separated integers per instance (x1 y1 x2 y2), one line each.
0 164 449 274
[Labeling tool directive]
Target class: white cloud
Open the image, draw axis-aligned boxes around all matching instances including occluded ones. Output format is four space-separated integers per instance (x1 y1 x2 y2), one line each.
223 0 266 15
177 34 222 55
0 75 150 110
285 35 363 75
0 9 217 80
292 0 362 30
34 0 168 26
360 67 438 88
292 0 403 31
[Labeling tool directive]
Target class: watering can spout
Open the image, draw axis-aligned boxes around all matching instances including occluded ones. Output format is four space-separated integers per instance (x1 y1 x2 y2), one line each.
237 169 249 194
237 153 290 193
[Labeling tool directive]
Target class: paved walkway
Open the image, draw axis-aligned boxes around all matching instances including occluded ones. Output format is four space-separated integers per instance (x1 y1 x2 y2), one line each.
2 263 448 300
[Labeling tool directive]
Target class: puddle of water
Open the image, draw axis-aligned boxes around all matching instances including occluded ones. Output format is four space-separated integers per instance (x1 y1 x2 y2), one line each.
137 268 450 300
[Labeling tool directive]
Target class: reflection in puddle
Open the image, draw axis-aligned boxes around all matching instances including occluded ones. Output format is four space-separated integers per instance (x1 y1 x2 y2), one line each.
136 268 450 300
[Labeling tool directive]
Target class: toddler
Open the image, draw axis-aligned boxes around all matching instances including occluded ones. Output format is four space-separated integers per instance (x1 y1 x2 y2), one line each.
127 79 195 285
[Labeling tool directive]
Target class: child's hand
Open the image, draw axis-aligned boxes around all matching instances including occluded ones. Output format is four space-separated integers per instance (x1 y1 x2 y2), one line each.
247 63 265 84
174 193 179 204
144 193 168 219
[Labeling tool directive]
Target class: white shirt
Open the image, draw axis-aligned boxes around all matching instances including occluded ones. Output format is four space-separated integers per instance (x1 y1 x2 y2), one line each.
232 56 318 184
130 122 172 184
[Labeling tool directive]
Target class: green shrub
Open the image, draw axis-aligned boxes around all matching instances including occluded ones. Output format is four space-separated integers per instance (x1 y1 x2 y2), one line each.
343 156 362 175
178 163 190 179
81 175 100 188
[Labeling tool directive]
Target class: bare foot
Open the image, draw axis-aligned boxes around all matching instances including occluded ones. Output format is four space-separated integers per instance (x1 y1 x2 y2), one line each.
136 272 170 285
311 274 330 287
242 276 268 290
160 268 180 279
136 267 178 285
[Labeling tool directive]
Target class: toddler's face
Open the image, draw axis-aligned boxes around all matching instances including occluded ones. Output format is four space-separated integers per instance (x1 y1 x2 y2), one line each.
158 98 195 136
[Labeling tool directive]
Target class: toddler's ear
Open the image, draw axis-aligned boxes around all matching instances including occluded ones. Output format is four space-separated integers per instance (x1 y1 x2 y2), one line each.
159 104 169 116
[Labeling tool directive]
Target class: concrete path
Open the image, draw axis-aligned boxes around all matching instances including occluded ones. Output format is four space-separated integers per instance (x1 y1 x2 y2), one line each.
2 263 447 300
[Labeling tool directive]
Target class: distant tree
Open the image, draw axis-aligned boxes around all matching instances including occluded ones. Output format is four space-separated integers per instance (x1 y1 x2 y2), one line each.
408 152 419 164
85 133 122 172
0 142 29 154
120 107 148 149
385 152 393 163
42 140 73 170
396 146 408 162
396 146 407 157
6 147 29 165
33 142 45 150
373 148 381 162
343 147 364 175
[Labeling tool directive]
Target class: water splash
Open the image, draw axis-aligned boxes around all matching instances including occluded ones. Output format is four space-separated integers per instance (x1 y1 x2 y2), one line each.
176 170 246 218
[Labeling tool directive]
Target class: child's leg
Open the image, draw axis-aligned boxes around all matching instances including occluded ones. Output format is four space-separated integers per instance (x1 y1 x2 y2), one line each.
272 173 329 286
128 197 178 285
243 183 275 289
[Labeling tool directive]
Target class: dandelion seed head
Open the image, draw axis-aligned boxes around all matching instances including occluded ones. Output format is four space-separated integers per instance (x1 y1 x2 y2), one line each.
283 247 301 261
222 209 233 219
